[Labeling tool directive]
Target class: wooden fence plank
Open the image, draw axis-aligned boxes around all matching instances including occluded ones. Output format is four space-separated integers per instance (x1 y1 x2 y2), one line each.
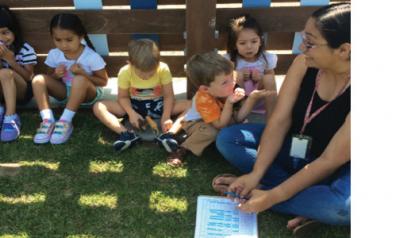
216 7 318 32
25 34 185 53
186 0 217 98
14 9 185 34
35 55 187 77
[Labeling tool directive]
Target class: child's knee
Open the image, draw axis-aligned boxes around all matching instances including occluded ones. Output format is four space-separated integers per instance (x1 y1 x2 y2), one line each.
0 69 14 82
32 74 47 87
71 75 89 88
93 101 107 114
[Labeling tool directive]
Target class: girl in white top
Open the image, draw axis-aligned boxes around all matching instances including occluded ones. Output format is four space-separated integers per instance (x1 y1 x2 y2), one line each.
0 5 37 142
225 14 278 119
32 13 108 145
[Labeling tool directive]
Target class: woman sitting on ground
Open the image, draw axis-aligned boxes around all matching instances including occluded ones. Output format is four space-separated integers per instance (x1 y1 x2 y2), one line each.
212 2 351 234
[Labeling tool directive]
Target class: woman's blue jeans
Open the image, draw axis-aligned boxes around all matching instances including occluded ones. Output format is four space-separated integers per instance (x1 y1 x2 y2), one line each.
216 123 350 225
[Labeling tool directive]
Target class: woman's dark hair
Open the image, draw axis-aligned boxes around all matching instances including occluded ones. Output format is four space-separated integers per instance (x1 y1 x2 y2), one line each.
312 2 350 49
50 13 96 51
0 5 24 54
227 14 267 67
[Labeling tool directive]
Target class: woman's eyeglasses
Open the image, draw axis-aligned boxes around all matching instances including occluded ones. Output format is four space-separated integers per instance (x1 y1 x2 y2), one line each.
301 31 328 50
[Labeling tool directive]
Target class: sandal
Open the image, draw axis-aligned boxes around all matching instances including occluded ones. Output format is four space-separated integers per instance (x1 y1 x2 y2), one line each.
211 173 237 195
292 219 320 238
166 147 187 167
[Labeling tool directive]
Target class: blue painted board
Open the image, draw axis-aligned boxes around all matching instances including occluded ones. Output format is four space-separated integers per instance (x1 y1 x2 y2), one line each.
130 0 157 9
300 0 329 6
292 32 303 55
73 0 103 9
243 0 271 8
88 34 109 56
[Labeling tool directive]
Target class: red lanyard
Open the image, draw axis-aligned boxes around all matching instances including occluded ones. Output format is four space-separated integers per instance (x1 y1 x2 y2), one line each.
300 70 350 135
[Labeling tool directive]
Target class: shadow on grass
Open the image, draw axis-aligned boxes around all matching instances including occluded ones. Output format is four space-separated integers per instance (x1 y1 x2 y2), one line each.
0 112 350 238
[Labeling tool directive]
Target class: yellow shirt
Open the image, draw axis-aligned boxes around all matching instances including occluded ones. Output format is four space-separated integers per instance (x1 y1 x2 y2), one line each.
118 62 172 100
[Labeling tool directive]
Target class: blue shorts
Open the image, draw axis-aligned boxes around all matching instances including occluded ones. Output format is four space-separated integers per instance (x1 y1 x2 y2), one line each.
130 97 163 119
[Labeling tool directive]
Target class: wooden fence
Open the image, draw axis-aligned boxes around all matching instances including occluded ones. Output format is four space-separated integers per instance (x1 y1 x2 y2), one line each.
3 0 349 97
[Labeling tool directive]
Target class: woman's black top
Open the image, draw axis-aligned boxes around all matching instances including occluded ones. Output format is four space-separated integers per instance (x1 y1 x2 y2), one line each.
287 68 350 158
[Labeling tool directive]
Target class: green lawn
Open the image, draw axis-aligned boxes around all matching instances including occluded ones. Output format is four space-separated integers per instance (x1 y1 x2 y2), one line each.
0 111 350 238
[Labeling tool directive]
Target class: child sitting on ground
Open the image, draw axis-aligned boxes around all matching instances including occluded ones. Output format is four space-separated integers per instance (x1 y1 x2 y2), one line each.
93 39 188 152
225 14 278 119
166 52 273 167
0 5 37 142
32 13 108 145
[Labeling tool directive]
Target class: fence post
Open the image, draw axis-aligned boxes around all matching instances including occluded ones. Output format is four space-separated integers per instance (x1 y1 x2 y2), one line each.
185 0 217 99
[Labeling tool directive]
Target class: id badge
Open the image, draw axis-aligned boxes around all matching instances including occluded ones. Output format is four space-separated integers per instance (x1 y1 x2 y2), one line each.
290 134 312 160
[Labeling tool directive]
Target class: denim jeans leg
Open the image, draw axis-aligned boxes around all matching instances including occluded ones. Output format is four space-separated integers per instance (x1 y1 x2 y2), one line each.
271 164 351 225
216 123 265 174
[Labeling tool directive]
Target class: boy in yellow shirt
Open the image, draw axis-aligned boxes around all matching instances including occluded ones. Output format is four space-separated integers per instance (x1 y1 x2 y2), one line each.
93 39 187 152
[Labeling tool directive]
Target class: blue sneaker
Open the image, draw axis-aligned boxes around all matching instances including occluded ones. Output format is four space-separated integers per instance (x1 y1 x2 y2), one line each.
0 114 21 142
155 132 179 153
113 131 141 152
0 106 4 130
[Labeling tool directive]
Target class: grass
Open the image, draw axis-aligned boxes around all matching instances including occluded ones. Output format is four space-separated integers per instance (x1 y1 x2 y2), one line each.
0 111 350 238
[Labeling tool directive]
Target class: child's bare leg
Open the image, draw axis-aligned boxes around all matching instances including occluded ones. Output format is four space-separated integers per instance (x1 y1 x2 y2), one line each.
0 69 19 115
65 75 97 111
168 100 191 134
32 74 66 110
93 100 128 134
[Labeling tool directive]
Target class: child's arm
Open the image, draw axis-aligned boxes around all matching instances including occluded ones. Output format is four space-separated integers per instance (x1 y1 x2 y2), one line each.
161 82 175 133
235 89 277 122
0 45 34 81
211 88 245 129
70 64 108 87
117 87 143 129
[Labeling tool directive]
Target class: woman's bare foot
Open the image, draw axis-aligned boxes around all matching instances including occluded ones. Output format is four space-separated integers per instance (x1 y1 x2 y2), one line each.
212 174 238 195
287 216 308 230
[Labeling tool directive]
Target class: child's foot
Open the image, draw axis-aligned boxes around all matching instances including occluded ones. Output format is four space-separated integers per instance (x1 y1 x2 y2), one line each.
166 147 187 167
33 119 55 144
113 131 141 152
50 120 73 144
155 132 179 153
0 114 21 142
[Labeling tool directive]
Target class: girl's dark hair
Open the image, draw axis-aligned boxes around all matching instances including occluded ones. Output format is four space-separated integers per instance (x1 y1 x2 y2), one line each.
50 13 96 51
312 2 350 48
227 14 267 67
0 5 24 54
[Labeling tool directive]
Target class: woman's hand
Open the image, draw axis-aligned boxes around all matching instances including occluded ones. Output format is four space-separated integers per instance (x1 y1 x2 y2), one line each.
228 173 260 198
237 189 281 213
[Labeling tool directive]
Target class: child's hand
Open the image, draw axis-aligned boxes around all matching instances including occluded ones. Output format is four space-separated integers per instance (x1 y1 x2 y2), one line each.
228 88 245 104
248 89 277 101
128 112 144 129
70 63 85 76
54 65 67 79
161 117 173 133
241 68 251 81
250 69 263 82
0 44 15 63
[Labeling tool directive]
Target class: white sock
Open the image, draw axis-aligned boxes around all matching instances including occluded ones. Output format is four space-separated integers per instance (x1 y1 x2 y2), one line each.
59 108 76 122
3 114 17 123
40 109 55 122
